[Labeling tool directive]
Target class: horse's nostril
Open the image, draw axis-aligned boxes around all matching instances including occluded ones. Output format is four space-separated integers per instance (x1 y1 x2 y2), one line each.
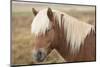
37 51 42 58
36 51 44 62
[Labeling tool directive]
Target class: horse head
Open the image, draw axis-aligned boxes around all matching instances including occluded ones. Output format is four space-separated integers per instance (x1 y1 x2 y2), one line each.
31 8 65 62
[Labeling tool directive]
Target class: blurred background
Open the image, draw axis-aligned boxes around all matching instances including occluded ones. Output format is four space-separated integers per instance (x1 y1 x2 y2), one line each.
12 1 96 65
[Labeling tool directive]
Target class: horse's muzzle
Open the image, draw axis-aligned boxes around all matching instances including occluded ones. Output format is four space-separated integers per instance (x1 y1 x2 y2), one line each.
32 50 46 62
36 51 45 62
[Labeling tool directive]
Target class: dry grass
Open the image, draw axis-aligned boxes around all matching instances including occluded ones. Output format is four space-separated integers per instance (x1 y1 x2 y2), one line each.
12 1 95 65
43 49 66 64
12 16 34 65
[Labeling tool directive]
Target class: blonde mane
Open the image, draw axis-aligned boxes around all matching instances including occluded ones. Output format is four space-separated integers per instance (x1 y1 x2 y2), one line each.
63 14 94 54
31 8 95 54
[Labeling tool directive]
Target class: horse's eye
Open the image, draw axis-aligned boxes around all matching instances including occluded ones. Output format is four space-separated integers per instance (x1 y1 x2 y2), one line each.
46 28 51 34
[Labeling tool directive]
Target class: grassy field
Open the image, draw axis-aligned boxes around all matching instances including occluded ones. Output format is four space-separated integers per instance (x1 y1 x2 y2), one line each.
12 1 96 65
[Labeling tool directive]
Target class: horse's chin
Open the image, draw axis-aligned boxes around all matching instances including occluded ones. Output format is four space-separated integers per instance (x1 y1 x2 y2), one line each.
36 58 45 62
33 58 45 64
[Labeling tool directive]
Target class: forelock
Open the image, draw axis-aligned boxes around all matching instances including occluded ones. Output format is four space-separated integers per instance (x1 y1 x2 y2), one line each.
31 8 51 36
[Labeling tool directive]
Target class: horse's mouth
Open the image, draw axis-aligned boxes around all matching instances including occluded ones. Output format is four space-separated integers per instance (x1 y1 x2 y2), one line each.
36 57 45 62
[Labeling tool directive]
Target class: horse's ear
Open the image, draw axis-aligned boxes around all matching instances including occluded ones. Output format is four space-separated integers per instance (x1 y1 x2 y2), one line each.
32 8 38 16
47 8 53 21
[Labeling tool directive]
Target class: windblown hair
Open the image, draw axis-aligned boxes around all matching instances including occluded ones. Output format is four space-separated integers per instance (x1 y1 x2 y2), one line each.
31 8 95 54
31 9 50 36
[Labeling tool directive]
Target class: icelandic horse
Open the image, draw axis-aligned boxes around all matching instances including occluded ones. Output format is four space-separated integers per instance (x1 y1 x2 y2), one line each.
31 8 96 63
